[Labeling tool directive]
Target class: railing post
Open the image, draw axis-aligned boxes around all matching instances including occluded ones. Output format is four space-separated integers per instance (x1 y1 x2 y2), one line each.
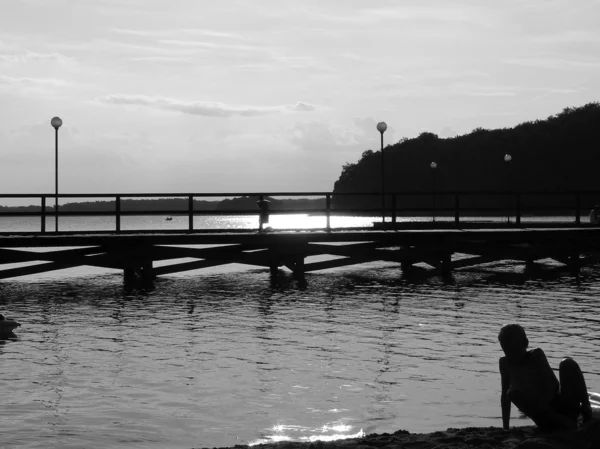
454 194 460 225
188 195 194 231
326 194 331 231
258 195 264 232
392 194 397 224
575 193 581 225
516 193 521 226
116 196 121 232
41 196 46 233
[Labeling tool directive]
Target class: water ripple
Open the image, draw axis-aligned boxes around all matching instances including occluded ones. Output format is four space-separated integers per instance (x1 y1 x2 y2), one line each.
0 265 599 447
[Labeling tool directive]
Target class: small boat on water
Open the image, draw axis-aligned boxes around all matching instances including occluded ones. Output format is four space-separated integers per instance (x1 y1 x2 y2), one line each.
0 314 21 332
166 217 173 221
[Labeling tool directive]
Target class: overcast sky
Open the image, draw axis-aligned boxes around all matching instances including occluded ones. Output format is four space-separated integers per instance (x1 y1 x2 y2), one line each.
1 0 599 195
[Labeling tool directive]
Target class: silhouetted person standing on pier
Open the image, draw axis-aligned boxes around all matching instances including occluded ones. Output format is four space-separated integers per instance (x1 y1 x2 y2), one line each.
590 205 600 225
257 198 270 232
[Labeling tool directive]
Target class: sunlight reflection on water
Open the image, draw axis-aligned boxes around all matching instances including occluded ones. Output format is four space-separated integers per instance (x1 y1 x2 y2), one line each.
249 421 364 446
0 213 585 234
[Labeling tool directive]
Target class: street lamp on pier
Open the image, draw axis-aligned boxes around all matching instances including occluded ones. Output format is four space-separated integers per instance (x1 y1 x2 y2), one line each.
430 161 437 222
504 153 512 224
51 116 63 232
377 121 387 224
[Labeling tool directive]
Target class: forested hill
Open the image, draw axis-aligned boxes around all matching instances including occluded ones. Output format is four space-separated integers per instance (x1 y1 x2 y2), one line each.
333 103 600 208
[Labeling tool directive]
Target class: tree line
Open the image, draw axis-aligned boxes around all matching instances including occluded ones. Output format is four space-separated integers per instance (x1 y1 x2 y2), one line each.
332 102 600 213
0 197 325 213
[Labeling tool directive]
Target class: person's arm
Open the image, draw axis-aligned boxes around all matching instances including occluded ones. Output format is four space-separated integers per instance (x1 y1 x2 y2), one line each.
499 357 511 430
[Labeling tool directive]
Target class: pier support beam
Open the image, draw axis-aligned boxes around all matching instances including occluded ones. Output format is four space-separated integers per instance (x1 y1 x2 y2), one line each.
271 255 306 278
294 255 305 278
123 259 155 287
140 260 155 281
441 254 452 277
569 252 580 275
124 267 136 284
268 238 307 278
400 261 414 274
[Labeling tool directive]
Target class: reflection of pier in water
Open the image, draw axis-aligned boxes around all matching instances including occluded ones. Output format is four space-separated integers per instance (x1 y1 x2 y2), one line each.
0 227 598 283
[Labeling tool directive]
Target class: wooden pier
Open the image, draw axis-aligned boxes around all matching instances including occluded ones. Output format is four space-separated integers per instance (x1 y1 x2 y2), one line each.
0 190 598 282
0 228 598 282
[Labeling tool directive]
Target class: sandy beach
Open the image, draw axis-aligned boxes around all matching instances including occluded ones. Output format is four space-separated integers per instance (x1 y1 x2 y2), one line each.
202 422 600 449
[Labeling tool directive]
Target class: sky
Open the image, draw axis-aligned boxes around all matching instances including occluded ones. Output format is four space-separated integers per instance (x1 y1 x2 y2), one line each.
1 0 599 195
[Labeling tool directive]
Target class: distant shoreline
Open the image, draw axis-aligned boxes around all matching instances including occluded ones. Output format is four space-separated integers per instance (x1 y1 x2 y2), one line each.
0 196 592 223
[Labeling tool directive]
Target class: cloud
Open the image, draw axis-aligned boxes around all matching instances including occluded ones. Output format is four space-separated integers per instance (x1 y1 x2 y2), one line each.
530 88 582 102
157 39 267 54
0 75 67 87
0 50 74 65
111 28 245 40
469 91 516 97
96 94 315 117
502 58 600 69
362 6 485 23
353 117 379 137
59 39 180 57
181 29 245 40
291 121 342 150
290 102 315 112
529 30 600 45
110 28 169 37
0 75 70 97
129 56 193 63
290 119 386 152
306 4 490 26
353 117 396 143
439 126 458 138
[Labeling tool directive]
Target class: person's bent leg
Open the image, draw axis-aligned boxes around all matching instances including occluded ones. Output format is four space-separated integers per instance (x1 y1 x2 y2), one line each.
559 357 593 422
508 389 549 430
509 389 576 431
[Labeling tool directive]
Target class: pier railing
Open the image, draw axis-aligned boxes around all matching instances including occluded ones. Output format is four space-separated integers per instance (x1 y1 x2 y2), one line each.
0 190 598 233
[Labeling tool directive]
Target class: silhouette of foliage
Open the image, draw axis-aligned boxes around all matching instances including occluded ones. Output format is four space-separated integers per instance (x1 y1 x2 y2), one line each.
332 102 600 213
216 196 324 211
0 197 324 213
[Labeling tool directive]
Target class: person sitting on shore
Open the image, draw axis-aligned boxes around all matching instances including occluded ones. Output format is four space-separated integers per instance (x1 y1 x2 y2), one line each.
498 324 593 432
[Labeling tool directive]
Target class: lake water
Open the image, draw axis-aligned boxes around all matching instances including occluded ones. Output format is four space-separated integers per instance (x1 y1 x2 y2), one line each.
0 211 586 233
0 216 599 448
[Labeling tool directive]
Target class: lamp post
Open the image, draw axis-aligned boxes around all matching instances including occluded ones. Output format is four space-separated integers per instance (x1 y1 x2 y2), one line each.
430 161 437 222
51 116 63 232
504 153 512 224
377 121 387 224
